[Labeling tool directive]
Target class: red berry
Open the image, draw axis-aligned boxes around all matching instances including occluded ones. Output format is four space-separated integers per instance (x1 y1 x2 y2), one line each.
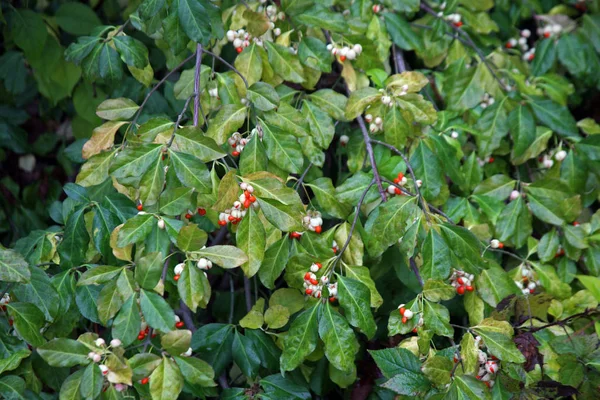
137 204 143 211
249 195 256 203
529 289 535 294
399 307 406 315
304 272 312 281
339 55 346 62
455 21 463 27
236 47 243 53
174 274 180 282
573 221 580 226
488 157 494 163
393 177 400 184
145 326 150 333
528 54 535 61
305 288 313 295
454 355 458 363
198 208 206 216
310 278 318 285
505 43 512 49
232 151 240 157
476 375 481 380
484 382 491 388
466 285 474 292
498 242 504 249
412 328 417 333
244 199 251 208
397 172 404 180
332 247 337 254
228 215 236 222
185 213 192 219
8 319 13 326
315 262 322 269
151 333 157 338
394 187 401 195
315 226 322 234
141 377 149 385
457 277 464 285
457 286 465 295
544 32 550 38
175 321 184 328
402 316 408 324
218 220 227 226
138 333 145 340
329 296 336 303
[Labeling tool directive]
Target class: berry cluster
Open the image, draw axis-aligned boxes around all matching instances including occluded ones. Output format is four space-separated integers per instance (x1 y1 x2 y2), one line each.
183 207 207 220
226 6 285 53
397 304 421 325
449 269 475 295
173 259 212 281
137 322 151 341
514 265 540 295
523 47 536 62
227 132 249 157
326 43 363 62
303 262 325 298
445 13 463 28
506 29 531 51
303 210 323 234
332 240 339 254
538 24 562 39
365 114 383 133
490 239 504 249
327 281 338 302
473 338 500 388
218 182 257 226
0 293 10 310
289 231 304 240
480 93 495 109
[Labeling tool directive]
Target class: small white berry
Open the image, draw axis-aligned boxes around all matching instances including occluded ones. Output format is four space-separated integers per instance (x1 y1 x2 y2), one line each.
555 150 567 161
273 28 281 36
110 339 121 347
347 49 356 60
198 258 209 270
543 159 554 168
404 309 414 319
310 264 319 273
509 190 520 201
340 135 349 145
99 365 109 375
233 38 243 48
226 30 236 42
93 353 102 363
157 219 165 230
374 116 382 125
182 347 192 357
353 44 362 54
490 239 500 249
527 282 536 290
415 179 422 188
95 338 105 347
451 130 459 139
521 29 531 38
174 263 185 275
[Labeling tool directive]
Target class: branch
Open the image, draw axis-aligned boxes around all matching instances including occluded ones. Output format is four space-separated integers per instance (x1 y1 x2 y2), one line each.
193 44 203 127
419 2 508 92
167 95 196 147
370 139 431 222
243 276 252 313
294 162 313 192
357 116 387 202
178 301 196 332
525 308 599 333
331 179 376 272
410 258 424 287
202 49 248 90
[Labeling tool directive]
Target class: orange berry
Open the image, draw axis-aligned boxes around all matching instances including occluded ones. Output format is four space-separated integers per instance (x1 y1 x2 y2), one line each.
310 278 318 285
174 274 180 281
455 21 463 27
244 199 251 208
145 327 150 333
141 377 149 385
544 32 550 38
457 277 464 285
573 221 580 226
394 187 401 195
315 226 322 234
249 195 256 203
137 204 143 211
399 307 406 315
488 157 494 163
304 272 312 280
340 55 346 61
175 321 184 328
505 43 512 49
305 288 313 295
218 220 227 226
466 285 474 292
137 333 145 340
397 172 404 180
232 151 240 157
236 47 243 53
228 215 235 221
315 262 322 269
498 242 504 249
402 316 408 324
457 286 465 295
329 296 336 303
185 213 192 219
412 328 417 333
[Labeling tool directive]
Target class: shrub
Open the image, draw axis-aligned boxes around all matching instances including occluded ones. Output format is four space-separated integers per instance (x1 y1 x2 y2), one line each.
1 0 600 399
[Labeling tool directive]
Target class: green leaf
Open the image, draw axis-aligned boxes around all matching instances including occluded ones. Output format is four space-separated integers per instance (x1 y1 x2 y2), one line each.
302 100 335 149
318 303 359 371
236 207 266 277
139 0 165 19
240 298 265 329
97 279 124 325
308 89 348 121
460 332 479 375
496 197 532 248
135 251 163 290
525 178 581 225
345 87 381 120
298 37 333 73
264 41 305 83
258 237 290 289
12 266 59 321
232 331 261 378
369 348 430 395
0 249 30 284
447 375 491 400
260 374 311 400
264 305 290 329
420 230 452 281
423 300 453 337
531 39 556 76
475 266 520 307
0 375 25 400
161 329 191 356
248 82 280 111
178 261 207 312
112 294 141 347
472 325 526 363
59 206 90 269
364 196 419 257
98 43 123 81
191 324 234 375
576 275 600 302
59 370 84 400
172 126 227 162
205 104 247 145
78 266 123 286
95 98 139 121
177 0 211 45
150 356 184 400
474 98 509 157
422 280 455 302
410 139 446 203
306 178 351 220
177 224 208 252
280 304 320 371
65 36 100 64
37 338 90 367
6 303 45 347
174 356 215 387
117 213 155 247
159 187 194 216
113 36 148 69
421 355 452 385
55 2 101 35
383 13 422 51
169 152 212 194
509 105 536 163
528 97 579 139
140 289 176 332
239 135 268 175
195 245 248 269
344 265 383 308
234 43 263 89
80 363 102 400
336 275 376 339
260 121 304 174
257 197 305 232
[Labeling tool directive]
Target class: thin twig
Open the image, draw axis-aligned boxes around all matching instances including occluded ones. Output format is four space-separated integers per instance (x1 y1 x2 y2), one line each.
331 179 376 271
122 53 196 148
357 116 387 202
392 45 407 73
218 374 230 389
294 162 313 192
104 20 130 42
410 258 424 287
243 276 252 313
179 301 196 332
525 309 599 333
420 2 508 91
228 274 235 324
203 49 248 89
193 44 203 127
167 95 196 147
370 139 431 222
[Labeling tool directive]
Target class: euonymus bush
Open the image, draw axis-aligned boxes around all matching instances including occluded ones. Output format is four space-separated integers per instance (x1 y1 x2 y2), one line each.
2 0 600 398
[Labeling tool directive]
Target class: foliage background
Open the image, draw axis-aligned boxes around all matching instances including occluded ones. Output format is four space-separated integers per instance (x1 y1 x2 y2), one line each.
1 0 600 399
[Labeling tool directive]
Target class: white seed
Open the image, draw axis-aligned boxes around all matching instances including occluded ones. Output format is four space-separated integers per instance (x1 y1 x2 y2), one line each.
310 218 320 227
404 309 414 319
247 185 254 193
233 38 243 48
157 219 165 230
274 28 281 36
226 30 236 42
527 282 536 290
387 185 396 194
369 123 377 133
326 44 333 51
518 37 527 45
521 29 531 38
416 179 422 188
353 44 362 54
451 130 459 139
340 47 349 56
340 135 349 145
543 159 554 168
365 114 373 122
522 288 530 295
374 116 382 125
310 264 319 273
347 49 356 60
174 263 185 275
555 150 567 161
490 239 500 249
198 258 209 269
